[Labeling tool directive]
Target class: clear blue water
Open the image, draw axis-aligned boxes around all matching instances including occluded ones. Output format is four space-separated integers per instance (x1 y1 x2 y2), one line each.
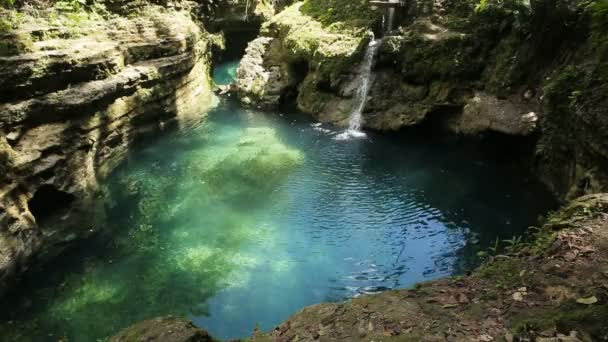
0 62 555 341
213 60 239 85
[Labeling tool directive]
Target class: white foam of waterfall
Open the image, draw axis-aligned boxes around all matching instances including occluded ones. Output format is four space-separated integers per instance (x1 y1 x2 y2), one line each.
335 39 380 140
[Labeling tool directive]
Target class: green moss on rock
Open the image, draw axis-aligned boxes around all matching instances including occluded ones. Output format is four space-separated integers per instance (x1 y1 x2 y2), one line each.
300 0 379 29
510 302 608 341
110 316 217 342
238 1 375 118
478 258 523 289
399 33 482 83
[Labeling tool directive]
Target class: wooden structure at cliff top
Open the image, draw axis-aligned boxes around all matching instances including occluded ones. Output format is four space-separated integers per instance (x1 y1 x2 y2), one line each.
368 0 405 8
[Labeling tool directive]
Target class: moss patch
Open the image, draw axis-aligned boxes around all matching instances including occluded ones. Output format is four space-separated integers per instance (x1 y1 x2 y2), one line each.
510 302 608 340
252 1 374 116
477 258 523 289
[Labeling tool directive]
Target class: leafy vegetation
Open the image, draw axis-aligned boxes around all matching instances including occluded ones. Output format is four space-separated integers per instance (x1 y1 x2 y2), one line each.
512 302 608 340
473 0 532 35
589 0 608 51
300 0 380 29
0 0 107 37
476 224 558 260
540 66 584 157
478 258 522 289
0 8 24 32
0 0 14 8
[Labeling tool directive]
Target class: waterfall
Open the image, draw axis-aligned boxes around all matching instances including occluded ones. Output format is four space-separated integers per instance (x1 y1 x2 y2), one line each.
387 7 395 33
348 39 379 131
386 0 400 33
336 38 380 140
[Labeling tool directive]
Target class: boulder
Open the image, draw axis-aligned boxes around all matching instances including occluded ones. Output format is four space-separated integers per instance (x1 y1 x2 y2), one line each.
189 127 304 202
236 37 290 108
110 316 216 342
447 92 539 136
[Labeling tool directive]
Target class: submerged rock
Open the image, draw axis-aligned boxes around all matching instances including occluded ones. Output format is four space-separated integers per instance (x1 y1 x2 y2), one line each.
191 127 304 201
110 316 217 342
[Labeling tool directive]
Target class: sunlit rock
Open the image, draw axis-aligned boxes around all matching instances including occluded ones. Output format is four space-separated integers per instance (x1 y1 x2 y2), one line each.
447 92 540 136
236 37 289 108
236 1 379 123
0 4 219 295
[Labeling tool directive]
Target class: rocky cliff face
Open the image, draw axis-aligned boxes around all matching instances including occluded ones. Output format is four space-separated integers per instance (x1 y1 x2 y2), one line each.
235 0 608 200
235 0 544 132
0 3 218 295
235 0 379 123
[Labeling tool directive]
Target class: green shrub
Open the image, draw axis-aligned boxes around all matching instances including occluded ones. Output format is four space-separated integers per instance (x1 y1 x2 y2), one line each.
589 0 608 50
0 9 24 33
300 0 379 29
54 0 87 12
1 0 14 8
472 0 532 39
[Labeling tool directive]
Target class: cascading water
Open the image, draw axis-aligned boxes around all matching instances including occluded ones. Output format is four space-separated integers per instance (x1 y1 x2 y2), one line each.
348 39 379 131
336 0 402 140
387 7 395 33
336 38 380 140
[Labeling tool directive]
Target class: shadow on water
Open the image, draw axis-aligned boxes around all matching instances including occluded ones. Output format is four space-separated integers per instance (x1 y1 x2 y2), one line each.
354 129 555 275
0 63 556 341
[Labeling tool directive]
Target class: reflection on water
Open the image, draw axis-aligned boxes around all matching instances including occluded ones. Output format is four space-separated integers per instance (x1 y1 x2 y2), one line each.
0 62 555 341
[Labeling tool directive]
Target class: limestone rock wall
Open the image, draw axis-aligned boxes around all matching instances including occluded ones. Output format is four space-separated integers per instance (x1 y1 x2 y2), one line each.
235 0 608 200
0 6 218 295
234 0 542 133
235 0 379 124
368 0 608 199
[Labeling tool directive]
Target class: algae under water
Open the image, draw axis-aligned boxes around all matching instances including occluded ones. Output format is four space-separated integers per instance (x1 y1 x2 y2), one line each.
0 62 555 341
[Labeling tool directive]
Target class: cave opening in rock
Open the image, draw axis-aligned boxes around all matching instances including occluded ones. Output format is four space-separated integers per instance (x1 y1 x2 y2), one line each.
416 104 464 134
28 185 76 223
281 60 310 105
291 60 310 79
221 29 261 61
211 26 261 87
